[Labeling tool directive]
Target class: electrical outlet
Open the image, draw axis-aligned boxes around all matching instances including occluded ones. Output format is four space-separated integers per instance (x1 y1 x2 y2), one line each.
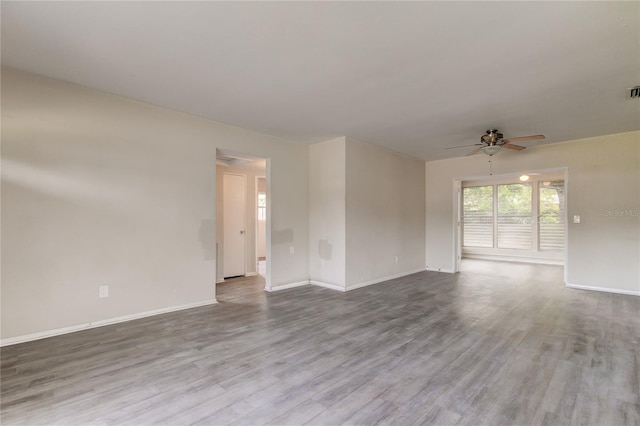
395 256 399 263
99 285 109 298
289 246 294 255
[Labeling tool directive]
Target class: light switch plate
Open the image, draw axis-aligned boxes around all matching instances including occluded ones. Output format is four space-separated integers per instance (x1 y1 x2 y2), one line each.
573 215 581 224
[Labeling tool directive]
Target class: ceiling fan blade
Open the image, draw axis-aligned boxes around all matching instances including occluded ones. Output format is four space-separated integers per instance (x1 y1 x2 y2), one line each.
502 143 526 151
503 134 545 143
445 143 482 150
465 147 483 156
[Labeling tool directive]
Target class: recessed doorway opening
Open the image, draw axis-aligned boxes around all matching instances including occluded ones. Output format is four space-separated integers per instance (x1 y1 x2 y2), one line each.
216 149 270 290
454 169 568 277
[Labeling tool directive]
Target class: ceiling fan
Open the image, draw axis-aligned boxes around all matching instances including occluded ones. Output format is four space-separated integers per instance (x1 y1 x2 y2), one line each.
447 129 545 156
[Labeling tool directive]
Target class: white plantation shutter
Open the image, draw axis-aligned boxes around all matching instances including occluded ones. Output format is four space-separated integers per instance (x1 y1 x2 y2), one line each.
461 178 565 259
462 186 493 248
463 214 493 247
497 184 532 250
539 181 565 251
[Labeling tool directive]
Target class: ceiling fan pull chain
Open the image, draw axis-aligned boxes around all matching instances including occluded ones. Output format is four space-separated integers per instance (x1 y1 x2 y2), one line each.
489 157 493 176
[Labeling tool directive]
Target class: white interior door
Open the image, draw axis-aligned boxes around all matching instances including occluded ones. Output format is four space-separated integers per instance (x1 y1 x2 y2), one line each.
223 173 246 278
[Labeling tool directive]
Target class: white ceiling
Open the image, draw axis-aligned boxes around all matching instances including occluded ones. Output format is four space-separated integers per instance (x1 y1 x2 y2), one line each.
2 1 638 161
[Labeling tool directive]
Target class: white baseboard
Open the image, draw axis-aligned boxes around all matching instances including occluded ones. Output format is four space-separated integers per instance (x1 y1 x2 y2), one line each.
345 268 427 291
265 280 309 292
245 272 258 277
0 299 218 347
566 283 640 297
425 267 456 273
310 281 347 292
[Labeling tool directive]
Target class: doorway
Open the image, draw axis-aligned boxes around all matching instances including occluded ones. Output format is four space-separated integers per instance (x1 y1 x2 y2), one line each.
216 149 269 287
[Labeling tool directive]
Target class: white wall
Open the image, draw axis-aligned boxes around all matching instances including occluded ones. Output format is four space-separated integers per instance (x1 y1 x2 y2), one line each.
309 137 346 289
1 68 309 341
308 137 426 290
425 131 640 294
216 166 225 283
345 138 426 289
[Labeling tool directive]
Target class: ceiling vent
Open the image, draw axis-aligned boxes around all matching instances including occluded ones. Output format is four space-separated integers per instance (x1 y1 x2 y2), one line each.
629 86 640 98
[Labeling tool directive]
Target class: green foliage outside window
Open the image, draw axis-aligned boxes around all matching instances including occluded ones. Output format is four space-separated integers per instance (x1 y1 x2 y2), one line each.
463 179 565 251
498 184 531 215
539 181 563 224
463 186 493 215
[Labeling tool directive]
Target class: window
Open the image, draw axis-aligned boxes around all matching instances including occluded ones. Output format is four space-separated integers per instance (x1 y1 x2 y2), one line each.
462 186 493 247
257 193 266 221
497 183 532 249
539 180 565 251
462 177 565 255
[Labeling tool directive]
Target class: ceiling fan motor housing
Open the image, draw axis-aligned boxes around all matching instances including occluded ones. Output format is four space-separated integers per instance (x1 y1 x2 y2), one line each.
482 129 504 145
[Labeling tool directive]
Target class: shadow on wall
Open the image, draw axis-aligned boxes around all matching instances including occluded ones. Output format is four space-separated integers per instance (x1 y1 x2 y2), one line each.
199 219 216 260
272 228 293 244
319 239 333 260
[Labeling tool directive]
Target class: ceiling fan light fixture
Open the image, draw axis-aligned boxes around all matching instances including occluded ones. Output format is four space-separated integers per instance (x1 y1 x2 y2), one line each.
481 145 501 156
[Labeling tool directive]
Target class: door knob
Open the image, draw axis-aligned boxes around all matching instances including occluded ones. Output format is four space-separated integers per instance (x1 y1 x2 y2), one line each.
240 230 245 234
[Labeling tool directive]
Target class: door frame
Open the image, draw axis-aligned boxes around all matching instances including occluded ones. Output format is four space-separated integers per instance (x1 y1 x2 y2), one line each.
255 175 266 275
453 179 462 273
215 154 272 292
264 160 272 291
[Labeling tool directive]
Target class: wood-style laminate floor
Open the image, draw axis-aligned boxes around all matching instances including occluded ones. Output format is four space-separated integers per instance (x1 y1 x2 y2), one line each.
2 260 639 425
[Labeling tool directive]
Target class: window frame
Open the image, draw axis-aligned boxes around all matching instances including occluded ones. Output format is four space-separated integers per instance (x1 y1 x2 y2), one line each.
460 173 565 264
